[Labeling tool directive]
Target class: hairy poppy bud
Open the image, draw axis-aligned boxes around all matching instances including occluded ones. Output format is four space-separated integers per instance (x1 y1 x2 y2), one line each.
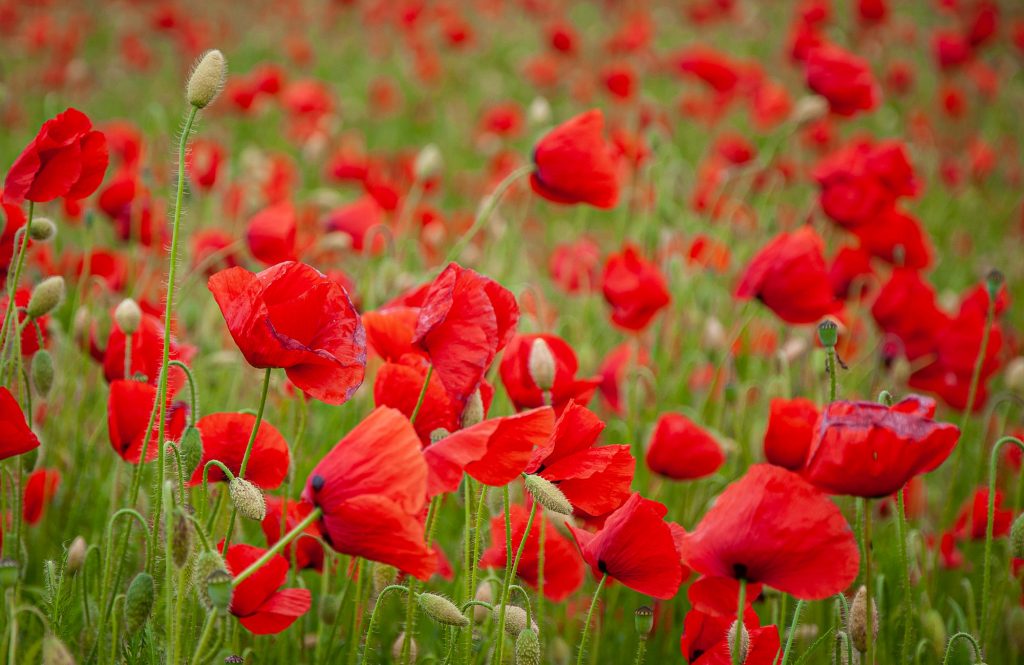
817 319 838 348
42 634 75 665
635 606 654 638
206 568 234 613
727 620 750 663
172 511 193 569
702 317 727 350
29 217 56 242
67 536 87 573
187 49 227 109
461 388 485 428
32 349 54 396
550 636 571 665
792 95 829 125
179 426 203 477
0 559 20 587
1006 357 1024 392
414 144 442 181
523 474 573 515
372 563 397 596
474 582 493 623
193 550 225 609
849 586 878 653
494 605 537 636
1010 513 1024 560
920 608 946 658
527 338 556 391
430 428 450 444
418 592 470 627
114 298 142 335
28 276 65 319
319 593 342 624
229 477 266 521
528 97 551 127
391 633 417 661
124 572 155 634
516 628 541 665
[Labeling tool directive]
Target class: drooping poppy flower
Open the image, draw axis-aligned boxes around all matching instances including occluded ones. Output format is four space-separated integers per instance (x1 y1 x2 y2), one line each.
531 110 619 209
189 412 290 490
224 542 312 634
804 45 879 117
953 487 1013 541
567 493 685 599
302 407 436 580
107 380 187 463
679 464 859 600
0 386 39 461
646 413 725 481
735 226 841 324
3 107 109 205
525 401 634 518
208 261 366 405
413 263 518 406
424 407 554 496
804 396 960 498
601 244 671 331
499 334 600 413
479 503 584 601
23 468 60 524
246 201 298 266
261 498 325 571
763 397 819 471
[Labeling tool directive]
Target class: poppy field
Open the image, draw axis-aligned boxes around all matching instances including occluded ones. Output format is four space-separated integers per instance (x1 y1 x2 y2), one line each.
3 0 1024 663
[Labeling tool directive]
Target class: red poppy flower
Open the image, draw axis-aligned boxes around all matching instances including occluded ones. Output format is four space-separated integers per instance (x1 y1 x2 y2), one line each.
224 542 312 635
424 407 554 496
597 342 651 414
549 237 601 293
828 246 874 301
954 487 1012 541
3 107 108 205
107 380 187 464
870 268 948 362
186 138 224 191
208 261 366 405
525 401 634 518
261 498 325 571
763 397 819 471
804 396 960 498
0 289 47 357
362 306 420 362
246 201 298 266
679 464 859 600
671 46 741 94
479 503 584 601
813 139 916 229
567 493 685 599
0 386 39 461
189 412 290 490
103 311 192 389
22 468 60 525
302 407 436 580
646 413 725 481
804 45 879 116
853 207 931 269
531 110 619 209
324 195 387 254
413 263 518 406
690 625 781 665
499 334 600 413
601 244 671 331
735 227 840 324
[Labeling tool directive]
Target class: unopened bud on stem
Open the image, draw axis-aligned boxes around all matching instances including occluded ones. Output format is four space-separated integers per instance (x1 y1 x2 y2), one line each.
528 338 556 391
187 49 227 109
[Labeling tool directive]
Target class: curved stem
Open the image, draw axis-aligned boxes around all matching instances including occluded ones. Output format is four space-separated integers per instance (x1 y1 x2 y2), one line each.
361 584 409 663
168 359 199 423
222 367 273 550
981 435 1024 650
0 206 32 350
575 574 608 665
778 599 805 665
409 364 432 425
444 164 533 264
896 489 913 662
941 631 982 665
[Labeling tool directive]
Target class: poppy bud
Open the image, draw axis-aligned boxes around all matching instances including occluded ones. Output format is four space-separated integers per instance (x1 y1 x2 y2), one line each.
42 634 75 665
634 606 654 638
193 550 226 609
430 428 450 443
848 585 878 653
32 349 54 396
516 628 541 665
1005 357 1024 392
702 317 727 350
792 95 829 125
1007 606 1024 652
986 269 1004 301
206 568 234 613
528 338 556 392
179 426 204 477
1012 513 1024 559
391 633 417 661
414 144 443 181
817 319 839 348
229 477 266 521
28 276 65 319
418 592 470 627
833 632 853 664
187 49 227 109
528 97 552 127
920 608 946 658
523 474 573 515
779 337 809 365
114 298 142 335
0 559 20 587
727 619 750 663
474 582 493 623
124 572 155 634
494 605 537 636
171 511 193 569
550 636 571 665
372 563 397 596
461 388 485 429
319 593 342 624
66 536 87 573
29 217 56 242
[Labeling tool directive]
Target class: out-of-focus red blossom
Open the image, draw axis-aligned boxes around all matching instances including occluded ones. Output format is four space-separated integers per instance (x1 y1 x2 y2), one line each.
413 262 518 406
829 245 874 300
804 396 960 498
186 138 224 191
597 342 651 414
670 46 741 95
499 334 600 413
261 498 325 571
933 30 973 71
804 44 880 116
324 196 387 254
191 229 240 275
3 107 108 205
246 202 298 266
549 237 601 293
478 102 524 139
103 312 192 391
954 487 1012 541
854 207 932 268
601 64 636 101
0 289 48 356
646 413 724 481
223 542 312 635
687 235 731 273
680 464 859 600
107 380 187 463
302 407 436 580
425 407 554 495
23 468 60 524
567 493 687 599
813 139 917 229
525 401 634 518
531 110 619 209
735 226 840 324
871 268 948 361
857 0 888 24
0 386 39 461
189 412 290 490
601 244 670 331
546 20 578 55
208 262 366 405
479 504 584 601
877 475 928 520
763 397 819 471
0 200 26 280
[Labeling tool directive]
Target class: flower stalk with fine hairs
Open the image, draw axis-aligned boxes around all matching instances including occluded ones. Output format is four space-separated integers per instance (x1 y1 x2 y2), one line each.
981 435 1024 649
576 573 608 665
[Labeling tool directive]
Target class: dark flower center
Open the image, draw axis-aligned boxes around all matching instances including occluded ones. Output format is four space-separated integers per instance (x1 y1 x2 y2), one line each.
733 563 748 580
311 474 325 492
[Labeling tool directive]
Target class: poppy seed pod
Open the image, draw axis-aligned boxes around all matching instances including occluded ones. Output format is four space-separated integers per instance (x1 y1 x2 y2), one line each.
1005 357 1024 392
516 628 541 665
206 568 234 613
817 319 839 348
27 276 65 319
473 582 493 623
417 592 470 627
0 559 20 588
849 585 878 652
527 338 556 392
187 49 227 109
66 536 87 573
114 298 142 335
1012 513 1024 559
414 144 442 181
430 428 451 444
28 217 56 242
986 269 1004 300
523 474 573 515
634 606 654 638
31 349 54 396
124 572 155 634
461 388 485 429
42 634 75 665
727 620 750 663
229 477 266 521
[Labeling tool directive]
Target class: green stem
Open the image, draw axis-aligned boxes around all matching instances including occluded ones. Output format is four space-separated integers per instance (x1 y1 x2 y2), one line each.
190 612 218 664
409 364 432 425
0 204 32 351
981 435 1024 650
863 499 875 665
494 484 515 664
222 367 273 550
168 359 199 423
445 164 533 264
733 579 747 665
826 345 837 403
633 638 647 665
361 584 409 663
231 507 322 587
941 631 982 665
895 489 913 663
575 574 608 665
778 599 805 665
